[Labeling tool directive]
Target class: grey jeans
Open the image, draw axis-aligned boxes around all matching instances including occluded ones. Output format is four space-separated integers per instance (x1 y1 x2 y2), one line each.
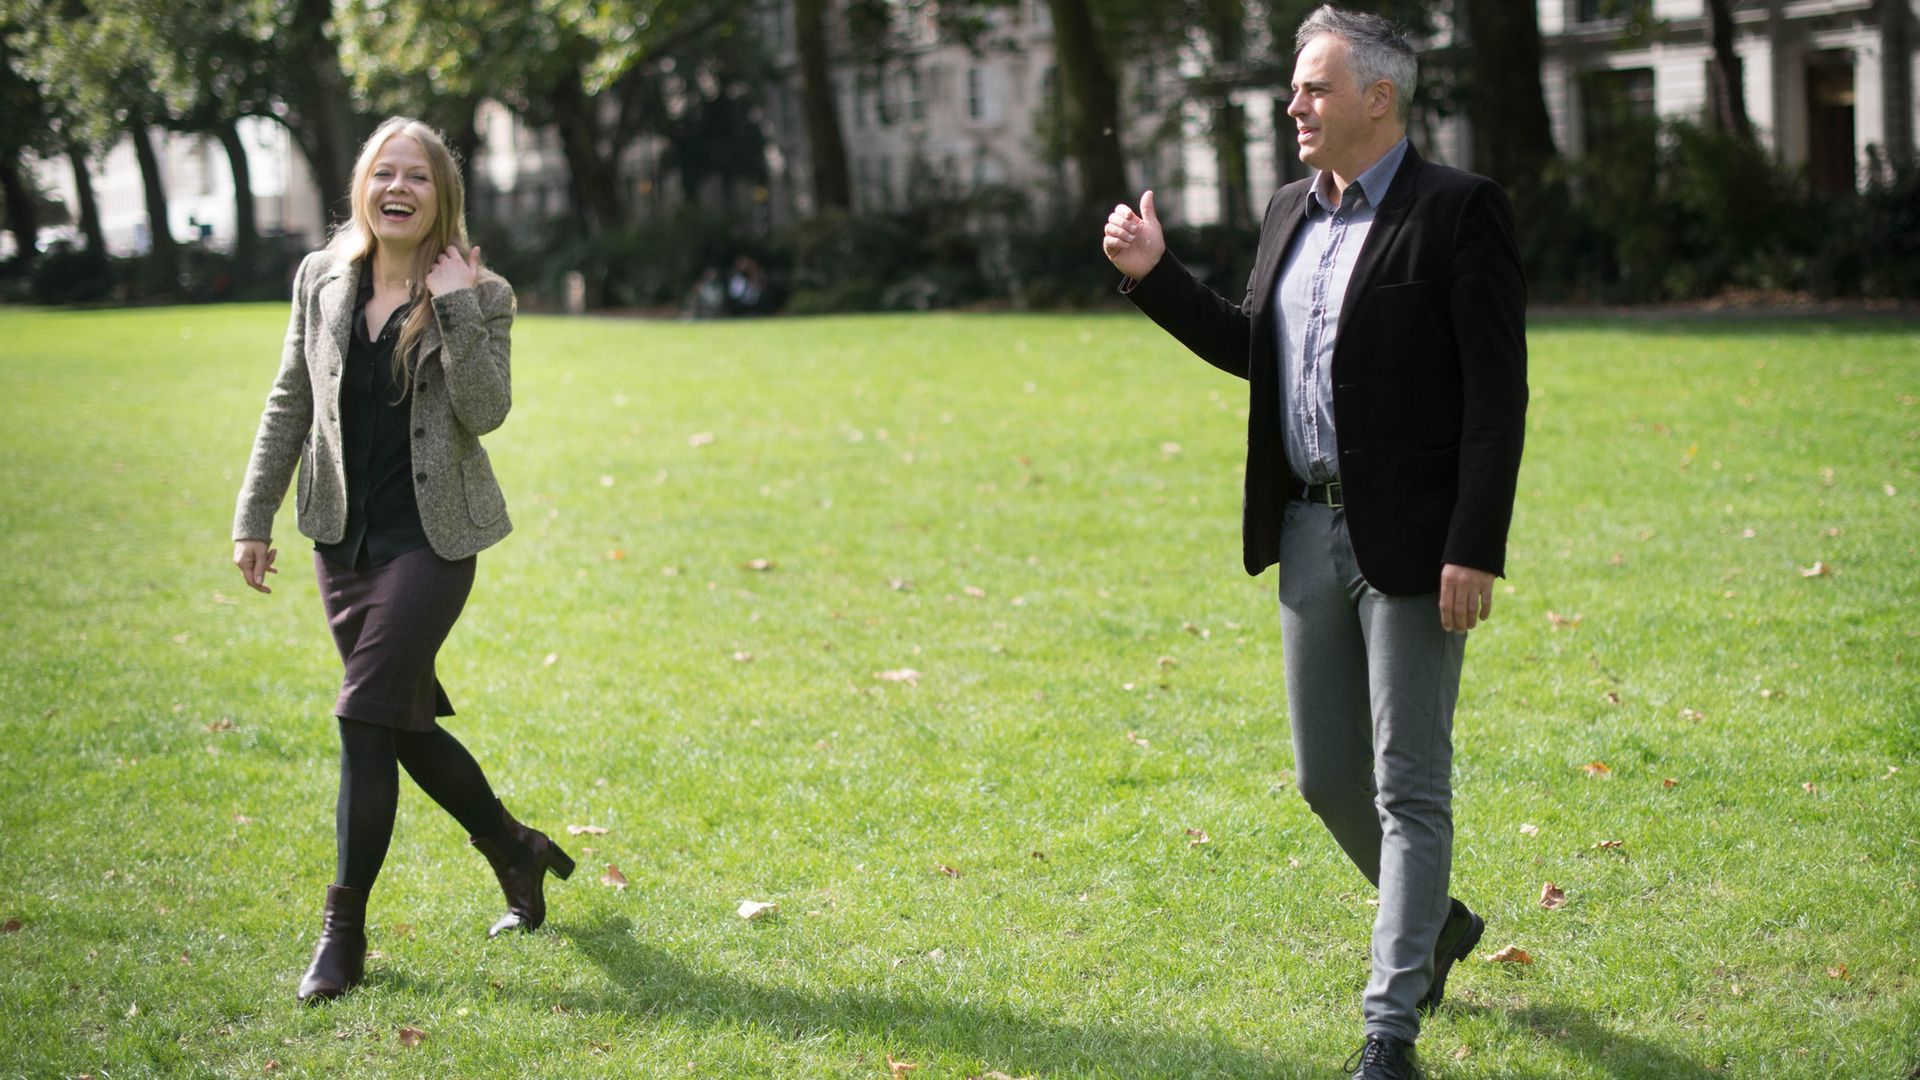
1278 499 1465 1043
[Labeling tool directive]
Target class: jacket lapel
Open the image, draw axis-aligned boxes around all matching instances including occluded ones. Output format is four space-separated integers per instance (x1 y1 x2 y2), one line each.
1334 145 1423 341
316 256 357 370
1250 182 1312 318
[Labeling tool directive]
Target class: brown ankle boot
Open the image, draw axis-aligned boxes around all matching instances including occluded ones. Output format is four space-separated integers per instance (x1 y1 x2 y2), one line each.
296 884 368 1004
470 804 575 937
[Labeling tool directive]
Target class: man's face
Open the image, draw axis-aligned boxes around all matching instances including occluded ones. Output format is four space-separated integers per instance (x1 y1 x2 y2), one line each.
1286 33 1384 180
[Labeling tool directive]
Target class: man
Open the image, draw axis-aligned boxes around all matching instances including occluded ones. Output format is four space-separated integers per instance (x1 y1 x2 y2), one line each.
1101 7 1527 1078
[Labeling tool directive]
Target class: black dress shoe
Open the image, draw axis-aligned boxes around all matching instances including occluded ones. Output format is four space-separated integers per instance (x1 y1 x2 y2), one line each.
1418 897 1484 1014
1344 1034 1421 1079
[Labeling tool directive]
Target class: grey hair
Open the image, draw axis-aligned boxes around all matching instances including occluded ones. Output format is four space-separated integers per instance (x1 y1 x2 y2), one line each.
1295 5 1418 124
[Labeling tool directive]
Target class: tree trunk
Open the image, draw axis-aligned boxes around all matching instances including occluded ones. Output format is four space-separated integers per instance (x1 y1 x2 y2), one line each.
0 149 37 263
66 143 106 255
1705 0 1753 141
1880 0 1914 168
793 0 851 212
1044 0 1129 215
1212 99 1252 227
545 71 624 236
282 0 362 228
127 113 178 281
1461 0 1557 191
214 119 258 268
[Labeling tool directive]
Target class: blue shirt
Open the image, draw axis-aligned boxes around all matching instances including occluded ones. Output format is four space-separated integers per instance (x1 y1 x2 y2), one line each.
1274 137 1410 483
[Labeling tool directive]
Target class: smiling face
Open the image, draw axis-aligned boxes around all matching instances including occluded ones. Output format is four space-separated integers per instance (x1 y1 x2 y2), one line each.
359 133 439 254
1286 33 1395 185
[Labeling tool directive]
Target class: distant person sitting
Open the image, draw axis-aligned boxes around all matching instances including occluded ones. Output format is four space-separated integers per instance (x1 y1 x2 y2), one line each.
726 255 767 314
686 267 726 320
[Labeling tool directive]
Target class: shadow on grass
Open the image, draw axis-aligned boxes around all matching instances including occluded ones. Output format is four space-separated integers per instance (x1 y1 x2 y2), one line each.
558 916 1316 1079
1450 1002 1717 1079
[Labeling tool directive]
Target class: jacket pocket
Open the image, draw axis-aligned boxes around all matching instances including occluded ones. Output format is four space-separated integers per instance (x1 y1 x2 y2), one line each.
459 446 507 528
296 436 316 515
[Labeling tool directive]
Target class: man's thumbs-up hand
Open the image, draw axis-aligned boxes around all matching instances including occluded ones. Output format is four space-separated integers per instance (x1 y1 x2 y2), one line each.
1102 190 1167 281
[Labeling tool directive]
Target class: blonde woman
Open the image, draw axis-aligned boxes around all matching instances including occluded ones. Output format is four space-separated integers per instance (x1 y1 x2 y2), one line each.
231 117 573 1004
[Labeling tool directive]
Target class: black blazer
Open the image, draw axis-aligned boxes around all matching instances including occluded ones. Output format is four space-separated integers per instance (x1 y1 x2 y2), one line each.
1126 144 1528 596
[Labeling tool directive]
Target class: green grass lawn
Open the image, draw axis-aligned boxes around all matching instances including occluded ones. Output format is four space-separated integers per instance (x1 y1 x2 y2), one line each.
0 303 1915 1079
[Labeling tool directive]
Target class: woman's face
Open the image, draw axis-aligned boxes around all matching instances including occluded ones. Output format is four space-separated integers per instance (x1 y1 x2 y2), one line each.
362 134 439 252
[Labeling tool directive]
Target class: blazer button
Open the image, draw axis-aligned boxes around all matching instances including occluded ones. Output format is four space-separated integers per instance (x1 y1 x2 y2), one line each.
415 472 427 482
414 427 425 437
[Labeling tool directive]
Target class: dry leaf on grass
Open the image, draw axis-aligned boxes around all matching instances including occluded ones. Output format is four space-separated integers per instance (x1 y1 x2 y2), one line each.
1125 730 1150 748
936 864 961 878
1539 882 1567 910
1546 611 1583 629
1593 839 1625 850
1451 1046 1472 1061
203 718 235 733
1580 761 1612 778
875 668 921 684
1663 777 1679 789
737 900 777 921
1826 964 1850 980
1680 708 1706 721
1486 945 1533 964
687 432 715 447
604 549 625 561
732 651 754 663
1604 692 1621 705
1185 828 1210 848
397 1027 425 1048
2 919 21 933
1802 782 1819 794
1800 562 1832 578
568 825 609 836
601 865 629 889
1519 823 1539 836
963 585 987 598
887 1054 919 1077
742 558 775 571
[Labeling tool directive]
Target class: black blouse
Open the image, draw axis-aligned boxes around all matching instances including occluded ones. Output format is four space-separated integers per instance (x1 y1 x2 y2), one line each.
315 270 431 569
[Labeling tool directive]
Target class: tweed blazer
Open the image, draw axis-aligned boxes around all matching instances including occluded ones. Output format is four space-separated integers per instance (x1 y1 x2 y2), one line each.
233 249 516 561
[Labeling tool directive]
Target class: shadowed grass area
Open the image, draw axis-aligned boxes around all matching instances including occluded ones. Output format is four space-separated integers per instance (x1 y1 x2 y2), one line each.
0 305 1915 1078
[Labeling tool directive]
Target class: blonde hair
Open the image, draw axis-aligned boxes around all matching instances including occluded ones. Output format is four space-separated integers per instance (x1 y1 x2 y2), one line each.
327 116 472 400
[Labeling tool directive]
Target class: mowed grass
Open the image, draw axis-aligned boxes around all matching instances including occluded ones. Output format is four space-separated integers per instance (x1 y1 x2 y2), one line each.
0 302 1915 1079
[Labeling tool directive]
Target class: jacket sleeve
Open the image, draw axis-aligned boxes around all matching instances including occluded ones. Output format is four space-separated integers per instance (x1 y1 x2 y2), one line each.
1442 180 1529 576
232 254 317 542
430 274 515 435
1121 250 1253 380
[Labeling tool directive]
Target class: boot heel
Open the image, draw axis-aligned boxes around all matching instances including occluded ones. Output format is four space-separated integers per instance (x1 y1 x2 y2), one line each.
547 843 576 880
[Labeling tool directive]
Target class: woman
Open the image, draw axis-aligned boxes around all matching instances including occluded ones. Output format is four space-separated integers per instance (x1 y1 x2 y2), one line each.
231 117 572 1004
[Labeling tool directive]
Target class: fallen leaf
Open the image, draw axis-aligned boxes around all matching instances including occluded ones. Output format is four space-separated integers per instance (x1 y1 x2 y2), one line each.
1030 850 1047 861
1885 483 1898 497
567 825 609 836
1680 442 1699 467
661 565 681 576
1125 730 1150 748
1580 761 1612 778
543 652 559 667
1181 621 1210 639
1680 707 1706 721
887 1054 919 1078
963 585 987 598
737 900 777 920
233 814 254 825
2 919 22 933
1519 823 1539 837
1593 839 1625 850
1156 655 1178 669
589 1041 612 1055
1880 765 1901 780
888 578 914 591
1185 828 1210 848
687 432 714 447
1800 562 1832 578
875 668 921 684
1451 1046 1472 1061
264 1059 279 1071
203 718 235 733
1662 777 1679 789
601 864 629 889
1486 945 1533 964
1760 688 1780 699
605 549 625 561
599 475 615 487
397 1026 425 1048
1825 964 1850 980
1604 691 1621 705
126 1001 138 1018
1802 782 1818 794
1539 882 1567 910
936 864 961 878
1546 611 1583 630
742 558 775 571
732 651 754 663
1160 441 1182 455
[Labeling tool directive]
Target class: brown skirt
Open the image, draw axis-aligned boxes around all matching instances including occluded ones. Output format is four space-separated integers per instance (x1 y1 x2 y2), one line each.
314 546 477 731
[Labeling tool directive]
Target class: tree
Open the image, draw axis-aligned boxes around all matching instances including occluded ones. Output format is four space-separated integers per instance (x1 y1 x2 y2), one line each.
1704 0 1751 142
1046 0 1130 216
0 20 52 260
1459 0 1556 192
792 0 851 211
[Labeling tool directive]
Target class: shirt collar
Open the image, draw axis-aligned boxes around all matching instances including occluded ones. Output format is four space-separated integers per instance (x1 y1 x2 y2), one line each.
1308 137 1411 215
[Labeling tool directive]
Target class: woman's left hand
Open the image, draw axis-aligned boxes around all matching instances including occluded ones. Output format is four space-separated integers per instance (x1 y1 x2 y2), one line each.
425 245 481 297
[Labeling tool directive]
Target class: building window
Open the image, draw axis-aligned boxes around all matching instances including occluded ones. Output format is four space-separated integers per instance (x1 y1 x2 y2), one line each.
1581 67 1655 157
968 67 985 121
1805 53 1856 194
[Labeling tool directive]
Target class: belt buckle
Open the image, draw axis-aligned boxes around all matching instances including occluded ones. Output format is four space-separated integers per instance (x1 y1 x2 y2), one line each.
1321 479 1343 508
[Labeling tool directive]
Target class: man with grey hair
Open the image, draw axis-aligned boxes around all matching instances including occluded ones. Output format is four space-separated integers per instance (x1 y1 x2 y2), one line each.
1101 5 1527 1077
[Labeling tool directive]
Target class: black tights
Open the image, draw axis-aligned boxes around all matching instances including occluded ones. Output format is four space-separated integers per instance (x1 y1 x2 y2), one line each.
335 717 503 891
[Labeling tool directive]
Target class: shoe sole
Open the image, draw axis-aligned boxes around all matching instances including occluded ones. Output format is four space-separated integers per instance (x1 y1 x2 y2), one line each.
1419 909 1484 1014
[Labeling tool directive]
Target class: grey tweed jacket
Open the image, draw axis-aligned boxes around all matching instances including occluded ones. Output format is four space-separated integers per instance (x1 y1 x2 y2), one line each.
232 249 516 561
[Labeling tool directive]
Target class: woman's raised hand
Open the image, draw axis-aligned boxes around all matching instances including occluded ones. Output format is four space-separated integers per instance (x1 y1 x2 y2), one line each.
425 245 481 297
